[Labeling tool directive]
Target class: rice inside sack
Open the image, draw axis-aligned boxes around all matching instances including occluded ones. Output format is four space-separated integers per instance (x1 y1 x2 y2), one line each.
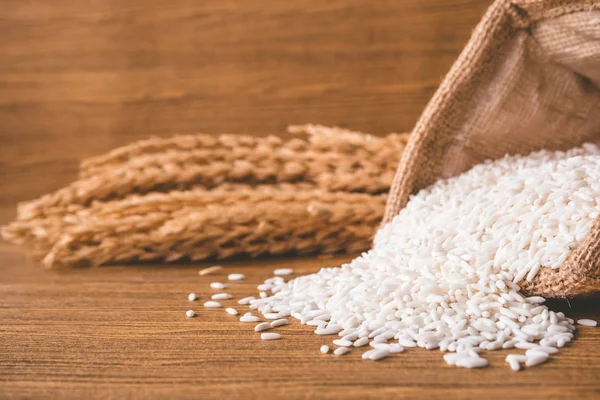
383 0 600 298
375 144 600 284
250 145 600 368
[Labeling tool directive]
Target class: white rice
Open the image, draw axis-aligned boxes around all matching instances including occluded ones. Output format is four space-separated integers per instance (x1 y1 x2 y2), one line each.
577 319 597 327
210 282 227 290
238 296 256 305
211 293 233 300
366 348 390 361
254 322 271 332
525 354 548 367
240 314 261 323
187 293 198 301
271 319 289 327
333 339 353 347
261 332 281 340
334 347 350 356
246 145 600 369
274 268 294 276
508 359 521 371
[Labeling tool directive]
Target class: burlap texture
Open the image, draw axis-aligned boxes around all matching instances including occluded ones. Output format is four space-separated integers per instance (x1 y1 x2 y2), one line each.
383 0 600 297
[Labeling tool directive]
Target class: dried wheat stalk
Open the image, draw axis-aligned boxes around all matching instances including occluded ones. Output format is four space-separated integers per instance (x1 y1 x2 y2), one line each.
80 125 406 177
3 183 312 245
3 184 386 267
17 126 408 221
2 125 406 268
79 134 278 179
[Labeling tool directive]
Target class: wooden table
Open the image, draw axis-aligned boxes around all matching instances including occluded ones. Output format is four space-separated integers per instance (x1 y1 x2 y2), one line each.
2 1 599 398
1 226 599 399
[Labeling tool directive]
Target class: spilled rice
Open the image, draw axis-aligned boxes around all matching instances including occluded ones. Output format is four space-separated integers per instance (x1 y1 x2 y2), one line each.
190 145 600 369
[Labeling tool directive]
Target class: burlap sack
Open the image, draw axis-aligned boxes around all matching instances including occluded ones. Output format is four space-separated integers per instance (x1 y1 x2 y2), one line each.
383 0 600 298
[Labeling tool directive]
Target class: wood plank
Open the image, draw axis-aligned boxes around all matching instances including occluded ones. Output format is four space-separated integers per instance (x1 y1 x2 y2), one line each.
0 0 491 206
0 237 599 399
4 1 598 398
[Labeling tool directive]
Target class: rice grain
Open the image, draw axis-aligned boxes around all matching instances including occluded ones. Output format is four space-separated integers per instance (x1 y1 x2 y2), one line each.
246 145 599 370
261 333 281 340
577 319 597 327
200 266 223 276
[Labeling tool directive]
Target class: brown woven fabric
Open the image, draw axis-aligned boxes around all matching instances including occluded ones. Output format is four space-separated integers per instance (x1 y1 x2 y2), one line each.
383 0 600 297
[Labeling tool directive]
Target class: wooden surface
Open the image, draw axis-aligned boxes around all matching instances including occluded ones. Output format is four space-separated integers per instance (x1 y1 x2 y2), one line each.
0 0 491 209
1 234 599 400
3 1 599 398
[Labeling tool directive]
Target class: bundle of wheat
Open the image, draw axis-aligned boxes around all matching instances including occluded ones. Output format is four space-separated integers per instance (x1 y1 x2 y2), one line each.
2 125 408 267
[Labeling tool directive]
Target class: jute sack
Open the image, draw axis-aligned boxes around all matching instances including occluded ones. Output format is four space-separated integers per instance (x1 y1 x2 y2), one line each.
383 0 600 298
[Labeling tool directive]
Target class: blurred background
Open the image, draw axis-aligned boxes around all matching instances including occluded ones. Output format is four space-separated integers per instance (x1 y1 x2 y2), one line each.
0 0 490 223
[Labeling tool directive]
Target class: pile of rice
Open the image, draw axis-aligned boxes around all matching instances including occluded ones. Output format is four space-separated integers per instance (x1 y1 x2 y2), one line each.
247 144 600 369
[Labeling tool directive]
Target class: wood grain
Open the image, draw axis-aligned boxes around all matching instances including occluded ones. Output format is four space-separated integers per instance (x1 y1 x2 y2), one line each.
3 1 599 398
0 232 599 400
0 0 491 210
